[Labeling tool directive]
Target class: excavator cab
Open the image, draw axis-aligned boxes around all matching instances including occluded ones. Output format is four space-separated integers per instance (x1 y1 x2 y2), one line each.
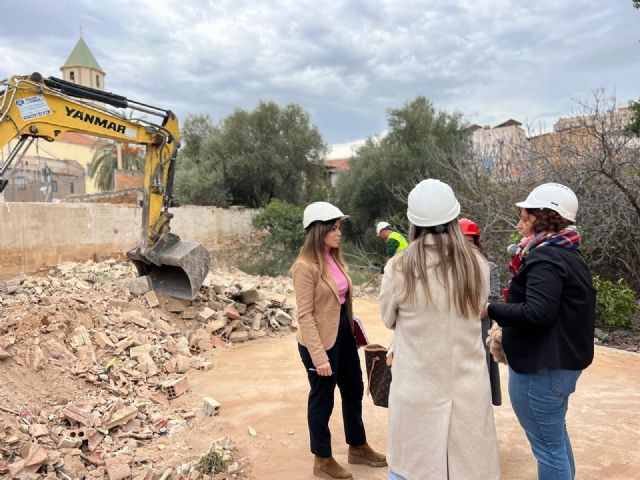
0 73 210 300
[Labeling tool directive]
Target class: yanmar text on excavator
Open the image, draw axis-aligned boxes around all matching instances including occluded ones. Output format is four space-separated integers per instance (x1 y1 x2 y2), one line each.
0 72 210 299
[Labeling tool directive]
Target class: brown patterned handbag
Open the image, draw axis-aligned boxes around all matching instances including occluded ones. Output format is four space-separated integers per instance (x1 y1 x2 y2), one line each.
364 344 392 408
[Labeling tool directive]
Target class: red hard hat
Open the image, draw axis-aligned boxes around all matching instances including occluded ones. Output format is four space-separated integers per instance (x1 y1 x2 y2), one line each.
459 218 480 236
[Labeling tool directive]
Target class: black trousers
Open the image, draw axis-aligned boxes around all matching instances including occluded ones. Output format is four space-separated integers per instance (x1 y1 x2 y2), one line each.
298 305 366 457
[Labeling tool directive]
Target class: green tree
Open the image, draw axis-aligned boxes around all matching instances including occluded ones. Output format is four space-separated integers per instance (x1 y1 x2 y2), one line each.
627 101 640 136
89 143 144 191
174 115 228 205
336 96 470 243
243 199 305 275
175 103 326 208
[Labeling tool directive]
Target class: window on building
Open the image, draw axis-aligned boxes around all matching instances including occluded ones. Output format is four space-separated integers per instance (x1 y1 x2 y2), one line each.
96 75 100 89
70 71 75 82
15 176 26 190
69 182 75 194
51 180 58 193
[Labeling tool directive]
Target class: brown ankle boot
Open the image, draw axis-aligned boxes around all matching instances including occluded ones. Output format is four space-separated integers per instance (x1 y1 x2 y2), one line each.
313 456 353 479
348 442 387 467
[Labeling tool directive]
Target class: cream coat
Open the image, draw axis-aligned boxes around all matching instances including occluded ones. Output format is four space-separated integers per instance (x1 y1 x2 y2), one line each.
379 250 500 480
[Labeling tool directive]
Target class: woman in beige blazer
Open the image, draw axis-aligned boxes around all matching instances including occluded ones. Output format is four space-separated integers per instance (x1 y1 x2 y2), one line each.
380 180 500 480
293 201 386 480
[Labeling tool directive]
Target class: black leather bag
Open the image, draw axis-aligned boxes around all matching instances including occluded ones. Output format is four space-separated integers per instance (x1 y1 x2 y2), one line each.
364 344 392 408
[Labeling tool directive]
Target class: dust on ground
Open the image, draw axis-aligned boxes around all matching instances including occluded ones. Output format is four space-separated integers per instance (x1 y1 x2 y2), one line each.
1 262 639 479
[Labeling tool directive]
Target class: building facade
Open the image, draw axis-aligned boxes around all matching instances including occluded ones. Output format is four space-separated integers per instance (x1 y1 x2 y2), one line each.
1 36 107 201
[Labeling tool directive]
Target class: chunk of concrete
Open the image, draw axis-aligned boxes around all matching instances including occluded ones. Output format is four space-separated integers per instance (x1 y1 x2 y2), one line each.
229 330 249 343
162 376 189 400
274 310 293 326
238 287 264 305
197 307 216 322
144 290 159 308
127 276 152 295
205 318 226 334
203 397 221 416
123 310 150 328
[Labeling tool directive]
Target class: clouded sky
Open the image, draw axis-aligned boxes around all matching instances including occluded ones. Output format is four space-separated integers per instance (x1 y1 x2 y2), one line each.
2 0 638 144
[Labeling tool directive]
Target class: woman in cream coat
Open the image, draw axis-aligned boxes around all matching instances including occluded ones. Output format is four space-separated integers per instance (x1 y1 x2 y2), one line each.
380 180 500 480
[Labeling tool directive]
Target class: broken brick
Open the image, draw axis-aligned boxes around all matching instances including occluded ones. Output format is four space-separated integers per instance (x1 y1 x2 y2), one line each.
225 304 241 320
105 456 132 480
197 307 216 322
161 376 189 400
123 310 150 328
94 332 115 349
205 318 226 334
144 290 159 308
203 397 221 416
103 405 139 430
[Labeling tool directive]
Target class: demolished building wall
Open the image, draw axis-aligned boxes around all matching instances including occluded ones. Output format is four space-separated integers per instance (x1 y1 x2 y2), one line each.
0 203 263 277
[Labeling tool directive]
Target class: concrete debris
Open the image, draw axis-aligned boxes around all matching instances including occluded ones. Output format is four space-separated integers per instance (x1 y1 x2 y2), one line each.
0 259 294 478
237 286 264 305
144 290 159 308
203 397 221 417
229 331 249 343
126 275 152 296
224 304 241 321
105 456 132 480
161 376 189 399
274 309 293 326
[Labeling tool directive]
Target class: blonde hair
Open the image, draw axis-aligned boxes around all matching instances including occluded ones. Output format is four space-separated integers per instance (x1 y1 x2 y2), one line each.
397 220 485 318
293 219 347 274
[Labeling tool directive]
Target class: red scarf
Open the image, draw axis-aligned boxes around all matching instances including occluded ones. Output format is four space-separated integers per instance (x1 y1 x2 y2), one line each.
509 226 581 276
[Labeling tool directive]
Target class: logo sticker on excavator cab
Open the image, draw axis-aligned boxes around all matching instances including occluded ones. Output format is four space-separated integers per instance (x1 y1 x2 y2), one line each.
15 95 52 120
64 106 128 135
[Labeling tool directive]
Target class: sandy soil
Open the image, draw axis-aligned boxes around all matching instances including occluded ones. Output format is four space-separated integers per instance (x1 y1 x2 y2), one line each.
168 297 640 480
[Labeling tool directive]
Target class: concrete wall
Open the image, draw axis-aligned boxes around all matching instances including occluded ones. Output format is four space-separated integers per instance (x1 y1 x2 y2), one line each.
0 202 262 277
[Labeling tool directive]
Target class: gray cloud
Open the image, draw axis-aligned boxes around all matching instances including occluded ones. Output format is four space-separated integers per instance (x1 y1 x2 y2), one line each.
1 0 638 143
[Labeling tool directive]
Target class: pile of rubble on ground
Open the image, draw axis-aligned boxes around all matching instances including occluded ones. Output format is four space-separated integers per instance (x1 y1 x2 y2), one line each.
0 260 295 479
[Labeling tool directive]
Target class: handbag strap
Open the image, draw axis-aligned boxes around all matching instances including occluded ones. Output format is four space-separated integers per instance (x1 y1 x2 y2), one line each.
366 356 379 397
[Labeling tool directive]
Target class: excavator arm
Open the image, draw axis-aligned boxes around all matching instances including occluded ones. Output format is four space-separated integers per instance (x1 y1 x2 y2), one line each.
0 72 209 299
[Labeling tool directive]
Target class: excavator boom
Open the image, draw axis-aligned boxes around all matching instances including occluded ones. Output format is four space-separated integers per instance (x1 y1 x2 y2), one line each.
0 72 209 299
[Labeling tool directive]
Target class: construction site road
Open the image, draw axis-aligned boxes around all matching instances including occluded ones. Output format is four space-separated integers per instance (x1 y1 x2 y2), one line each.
176 297 640 480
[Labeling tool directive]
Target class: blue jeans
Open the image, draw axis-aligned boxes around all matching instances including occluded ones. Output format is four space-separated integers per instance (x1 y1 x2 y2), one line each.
509 367 582 480
388 470 406 480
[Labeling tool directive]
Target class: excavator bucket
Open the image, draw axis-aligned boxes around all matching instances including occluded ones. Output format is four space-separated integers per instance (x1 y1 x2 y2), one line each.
127 233 210 300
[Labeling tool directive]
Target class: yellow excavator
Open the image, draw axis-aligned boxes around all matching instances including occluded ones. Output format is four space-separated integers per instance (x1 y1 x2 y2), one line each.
0 72 209 299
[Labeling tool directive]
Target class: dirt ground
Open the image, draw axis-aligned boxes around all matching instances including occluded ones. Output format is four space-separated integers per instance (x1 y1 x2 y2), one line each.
172 297 640 480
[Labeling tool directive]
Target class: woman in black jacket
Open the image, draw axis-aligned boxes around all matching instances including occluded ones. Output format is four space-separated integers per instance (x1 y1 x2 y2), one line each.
482 183 596 480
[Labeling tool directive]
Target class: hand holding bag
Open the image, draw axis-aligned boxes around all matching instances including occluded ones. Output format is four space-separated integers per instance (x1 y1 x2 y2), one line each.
364 344 392 408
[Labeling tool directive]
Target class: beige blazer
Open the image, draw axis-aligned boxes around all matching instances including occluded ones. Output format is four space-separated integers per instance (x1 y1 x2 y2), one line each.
292 258 353 367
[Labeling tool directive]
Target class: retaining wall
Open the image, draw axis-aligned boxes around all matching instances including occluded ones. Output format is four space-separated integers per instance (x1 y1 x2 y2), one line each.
0 202 263 277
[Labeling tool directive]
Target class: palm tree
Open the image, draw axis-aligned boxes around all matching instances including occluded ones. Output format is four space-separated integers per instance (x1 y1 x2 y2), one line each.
89 142 144 191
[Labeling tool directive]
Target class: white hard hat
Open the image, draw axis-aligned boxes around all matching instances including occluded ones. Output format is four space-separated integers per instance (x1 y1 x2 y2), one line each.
376 222 391 235
407 179 460 227
516 183 578 222
302 202 349 229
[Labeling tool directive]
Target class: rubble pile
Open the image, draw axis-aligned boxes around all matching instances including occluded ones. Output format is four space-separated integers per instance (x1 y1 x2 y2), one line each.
0 260 295 479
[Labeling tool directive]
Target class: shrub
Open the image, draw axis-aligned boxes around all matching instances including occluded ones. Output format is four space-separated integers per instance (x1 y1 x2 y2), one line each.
245 199 305 276
592 276 639 328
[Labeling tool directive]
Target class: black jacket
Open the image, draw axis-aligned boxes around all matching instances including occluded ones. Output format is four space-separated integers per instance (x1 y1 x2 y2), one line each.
488 246 596 374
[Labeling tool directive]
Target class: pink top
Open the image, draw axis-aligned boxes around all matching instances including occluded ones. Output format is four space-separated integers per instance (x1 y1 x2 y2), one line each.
325 250 349 305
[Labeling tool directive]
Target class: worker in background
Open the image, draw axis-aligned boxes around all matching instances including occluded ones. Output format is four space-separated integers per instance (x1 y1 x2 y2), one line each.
376 222 408 265
459 218 502 407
